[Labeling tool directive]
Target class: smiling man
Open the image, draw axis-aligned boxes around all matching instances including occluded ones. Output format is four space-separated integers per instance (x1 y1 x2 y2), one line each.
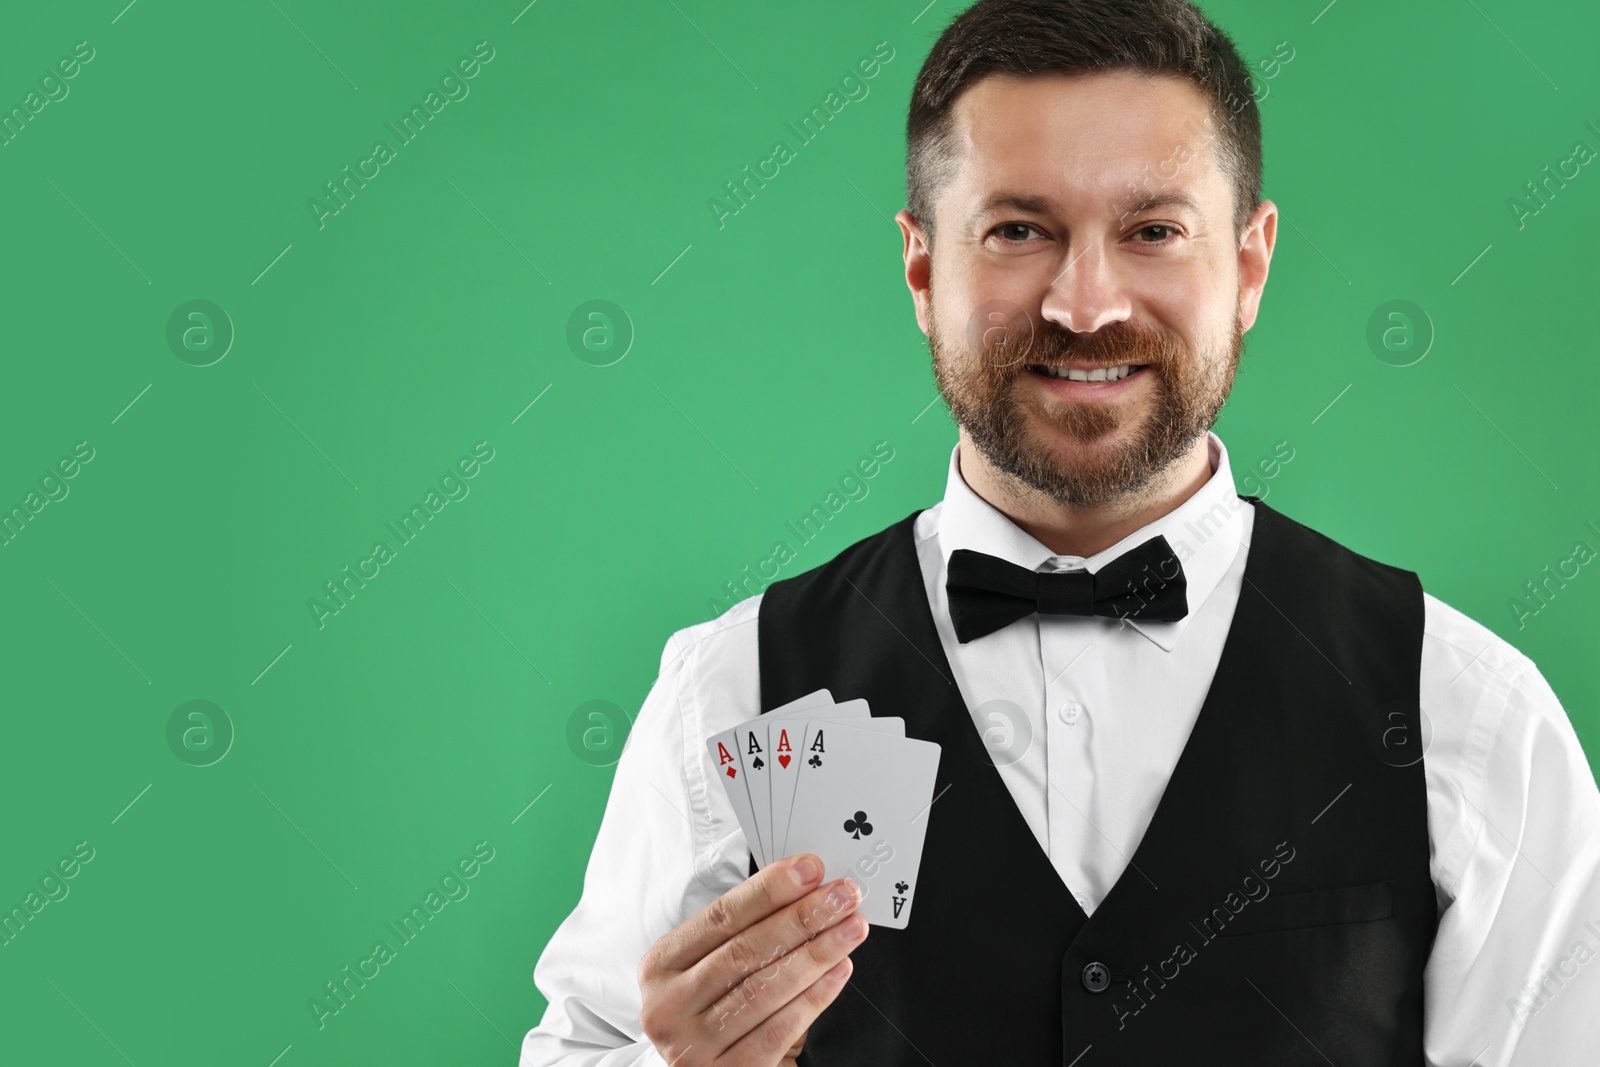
521 2 1600 1065
916 66 1254 553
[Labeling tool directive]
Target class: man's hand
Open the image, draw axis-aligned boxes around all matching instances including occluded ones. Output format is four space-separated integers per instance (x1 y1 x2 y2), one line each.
638 853 866 1066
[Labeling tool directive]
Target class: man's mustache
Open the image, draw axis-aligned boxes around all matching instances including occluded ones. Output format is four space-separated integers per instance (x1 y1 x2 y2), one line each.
989 325 1179 373
962 300 1180 370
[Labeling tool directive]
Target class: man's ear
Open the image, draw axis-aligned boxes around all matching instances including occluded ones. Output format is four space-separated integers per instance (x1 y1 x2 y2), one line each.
896 209 933 336
1236 199 1277 332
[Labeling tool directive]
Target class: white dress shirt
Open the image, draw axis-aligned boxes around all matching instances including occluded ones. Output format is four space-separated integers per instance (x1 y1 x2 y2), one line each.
521 434 1600 1066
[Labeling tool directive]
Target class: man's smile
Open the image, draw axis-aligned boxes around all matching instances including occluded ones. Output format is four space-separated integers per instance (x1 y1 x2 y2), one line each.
1022 361 1151 400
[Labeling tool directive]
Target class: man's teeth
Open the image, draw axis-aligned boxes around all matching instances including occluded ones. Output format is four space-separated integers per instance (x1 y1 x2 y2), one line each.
1032 364 1138 382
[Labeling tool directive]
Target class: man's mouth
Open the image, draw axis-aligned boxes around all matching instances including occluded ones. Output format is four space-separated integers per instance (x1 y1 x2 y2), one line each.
1026 363 1145 383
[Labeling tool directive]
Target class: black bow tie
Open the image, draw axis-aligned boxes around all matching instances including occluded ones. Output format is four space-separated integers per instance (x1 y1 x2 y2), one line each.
945 535 1188 643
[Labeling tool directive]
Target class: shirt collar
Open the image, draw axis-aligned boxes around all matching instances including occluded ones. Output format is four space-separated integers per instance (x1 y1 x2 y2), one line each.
934 432 1248 652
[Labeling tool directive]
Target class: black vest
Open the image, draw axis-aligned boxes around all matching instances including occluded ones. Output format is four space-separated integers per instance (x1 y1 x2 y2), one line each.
751 498 1436 1065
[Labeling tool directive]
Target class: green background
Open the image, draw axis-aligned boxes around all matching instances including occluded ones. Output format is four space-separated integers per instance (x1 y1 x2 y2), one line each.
1 0 1595 1063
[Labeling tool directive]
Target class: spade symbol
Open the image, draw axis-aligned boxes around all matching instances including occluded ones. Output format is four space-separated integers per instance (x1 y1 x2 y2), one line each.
843 810 873 839
751 755 764 770
808 754 823 769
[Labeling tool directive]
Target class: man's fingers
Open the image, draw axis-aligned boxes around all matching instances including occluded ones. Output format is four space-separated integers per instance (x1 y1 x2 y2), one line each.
688 877 861 1021
787 1027 808 1057
645 854 824 976
690 904 865 1052
722 957 852 1067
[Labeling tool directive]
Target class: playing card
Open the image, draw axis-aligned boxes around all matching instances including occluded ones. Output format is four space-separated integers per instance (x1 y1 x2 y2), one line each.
705 723 770 865
742 721 775 867
707 692 891 872
752 700 870 870
733 690 833 867
767 720 803 863
770 711 903 862
704 691 839 868
784 720 941 929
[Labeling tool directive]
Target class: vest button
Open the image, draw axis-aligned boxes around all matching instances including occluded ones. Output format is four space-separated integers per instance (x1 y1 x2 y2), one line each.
1081 961 1110 993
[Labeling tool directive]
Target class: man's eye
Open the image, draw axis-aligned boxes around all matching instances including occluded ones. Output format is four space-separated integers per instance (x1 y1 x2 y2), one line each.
990 222 1041 243
1134 224 1179 243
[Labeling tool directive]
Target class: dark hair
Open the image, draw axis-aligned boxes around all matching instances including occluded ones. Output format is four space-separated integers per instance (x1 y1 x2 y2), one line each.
906 0 1263 246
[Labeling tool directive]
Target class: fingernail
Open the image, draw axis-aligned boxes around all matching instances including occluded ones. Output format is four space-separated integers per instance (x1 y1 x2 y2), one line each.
827 879 858 909
839 915 867 941
790 855 821 886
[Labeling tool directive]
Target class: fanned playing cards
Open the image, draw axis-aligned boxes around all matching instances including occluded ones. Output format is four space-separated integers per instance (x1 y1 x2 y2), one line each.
705 689 942 929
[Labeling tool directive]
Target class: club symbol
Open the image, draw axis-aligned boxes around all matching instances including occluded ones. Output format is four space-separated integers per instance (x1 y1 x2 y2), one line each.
808 754 822 769
843 810 873 839
895 880 908 894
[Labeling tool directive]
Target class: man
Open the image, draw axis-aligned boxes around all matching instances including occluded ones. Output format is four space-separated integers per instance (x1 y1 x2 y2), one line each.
521 1 1600 1063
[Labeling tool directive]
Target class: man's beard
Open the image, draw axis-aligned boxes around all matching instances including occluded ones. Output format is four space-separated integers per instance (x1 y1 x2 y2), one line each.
929 292 1245 507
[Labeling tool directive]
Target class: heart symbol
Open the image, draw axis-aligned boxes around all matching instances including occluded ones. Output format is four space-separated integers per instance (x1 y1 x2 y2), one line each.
779 754 791 768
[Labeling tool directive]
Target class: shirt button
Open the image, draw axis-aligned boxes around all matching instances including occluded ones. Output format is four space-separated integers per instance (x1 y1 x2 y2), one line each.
1081 961 1110 993
1059 700 1083 725
1075 893 1088 909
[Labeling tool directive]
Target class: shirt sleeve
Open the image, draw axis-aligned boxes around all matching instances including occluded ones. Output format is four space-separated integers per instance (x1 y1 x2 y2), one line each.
518 624 754 1066
1421 602 1600 1066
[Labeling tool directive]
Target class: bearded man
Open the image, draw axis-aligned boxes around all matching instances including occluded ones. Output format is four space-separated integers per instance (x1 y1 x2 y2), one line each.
522 2 1600 1064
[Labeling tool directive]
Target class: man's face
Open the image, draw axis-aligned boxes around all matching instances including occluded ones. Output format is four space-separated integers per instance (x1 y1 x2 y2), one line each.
900 71 1270 507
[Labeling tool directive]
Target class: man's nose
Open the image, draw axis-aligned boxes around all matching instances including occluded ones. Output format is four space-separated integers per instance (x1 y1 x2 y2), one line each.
1040 243 1131 335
